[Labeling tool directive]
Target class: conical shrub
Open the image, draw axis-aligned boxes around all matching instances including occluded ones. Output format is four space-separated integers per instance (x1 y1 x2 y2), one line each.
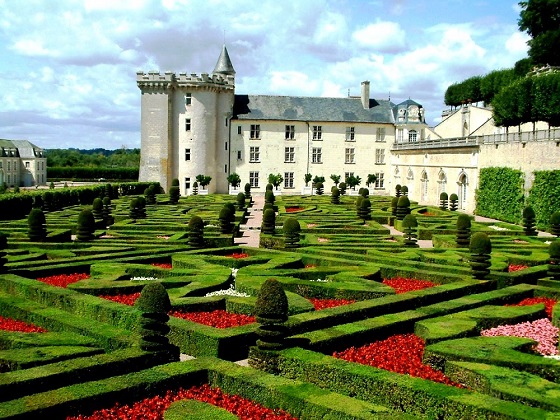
449 193 459 211
396 195 410 221
237 192 246 211
77 209 95 241
395 184 402 197
254 278 289 351
265 190 275 206
315 182 324 195
391 196 398 217
92 198 104 220
129 198 140 220
439 192 448 210
522 206 537 236
358 198 371 223
550 211 560 237
219 206 234 234
136 196 147 219
28 208 47 241
169 186 180 204
188 216 204 248
283 217 301 249
456 213 471 247
331 187 340 204
134 282 179 360
261 208 276 235
144 184 157 205
244 183 252 202
401 185 408 196
338 182 346 195
548 240 560 280
402 214 418 247
469 232 492 279
102 197 114 226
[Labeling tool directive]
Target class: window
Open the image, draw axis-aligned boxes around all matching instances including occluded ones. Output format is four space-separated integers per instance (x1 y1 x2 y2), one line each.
185 93 192 106
345 127 355 141
312 125 322 140
225 142 228 151
237 150 242 160
249 171 259 188
41 161 44 170
345 172 354 181
25 162 29 168
284 172 294 189
36 162 39 170
250 124 260 139
249 146 260 162
397 129 404 142
7 162 10 171
185 177 191 190
375 172 384 189
0 162 2 169
285 147 295 163
185 148 191 161
237 126 242 135
409 130 417 142
225 164 228 173
375 149 385 164
312 147 322 163
285 125 295 140
185 118 191 131
376 127 386 142
345 148 355 164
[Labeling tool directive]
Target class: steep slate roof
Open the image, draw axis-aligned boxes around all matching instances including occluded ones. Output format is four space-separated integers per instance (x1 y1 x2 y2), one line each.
0 139 44 158
233 95 396 124
212 45 236 75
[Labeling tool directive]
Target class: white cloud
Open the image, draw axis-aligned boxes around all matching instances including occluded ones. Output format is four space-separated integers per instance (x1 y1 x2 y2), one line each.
352 21 407 53
269 71 319 95
505 31 529 54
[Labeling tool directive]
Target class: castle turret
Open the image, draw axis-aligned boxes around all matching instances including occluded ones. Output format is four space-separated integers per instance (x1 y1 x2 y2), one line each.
213 45 236 76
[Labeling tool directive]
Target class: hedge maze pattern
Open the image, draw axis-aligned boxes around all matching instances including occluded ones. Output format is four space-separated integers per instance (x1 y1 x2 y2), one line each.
0 187 558 419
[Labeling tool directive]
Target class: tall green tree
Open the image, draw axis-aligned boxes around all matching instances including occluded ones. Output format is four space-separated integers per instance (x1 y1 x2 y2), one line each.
518 0 560 66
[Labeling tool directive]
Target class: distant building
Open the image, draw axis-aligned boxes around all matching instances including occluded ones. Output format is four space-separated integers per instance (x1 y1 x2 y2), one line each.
138 46 560 214
0 139 47 187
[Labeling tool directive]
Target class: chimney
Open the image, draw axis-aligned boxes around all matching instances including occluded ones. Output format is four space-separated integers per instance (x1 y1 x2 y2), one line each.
361 81 370 109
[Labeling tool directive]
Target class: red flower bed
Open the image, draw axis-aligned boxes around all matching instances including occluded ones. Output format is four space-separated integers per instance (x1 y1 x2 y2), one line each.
422 212 437 216
151 263 172 269
508 264 529 272
285 207 304 213
37 273 90 288
308 298 356 310
506 297 558 319
333 333 462 387
382 277 439 294
0 315 47 333
227 252 249 259
100 293 141 306
169 309 256 328
67 383 296 420
304 264 317 269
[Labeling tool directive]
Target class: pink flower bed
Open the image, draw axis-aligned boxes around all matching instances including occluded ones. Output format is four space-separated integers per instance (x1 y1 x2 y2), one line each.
481 318 559 356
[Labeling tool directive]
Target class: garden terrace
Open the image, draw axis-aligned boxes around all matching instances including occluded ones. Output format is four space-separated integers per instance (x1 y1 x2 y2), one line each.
0 188 558 419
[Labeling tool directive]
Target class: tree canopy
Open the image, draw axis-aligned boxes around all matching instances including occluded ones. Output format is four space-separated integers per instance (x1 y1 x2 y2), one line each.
519 0 560 66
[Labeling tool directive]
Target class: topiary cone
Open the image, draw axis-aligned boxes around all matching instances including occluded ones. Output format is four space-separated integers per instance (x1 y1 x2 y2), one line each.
396 195 410 221
188 215 204 248
102 197 114 226
237 192 246 210
28 208 47 241
134 282 178 360
439 192 448 210
331 187 340 204
219 206 234 234
77 209 95 241
283 217 301 249
522 206 537 236
92 198 104 220
548 240 560 280
254 278 289 351
358 198 371 223
449 193 459 211
456 213 472 247
550 211 560 237
469 232 492 279
402 214 418 247
261 208 276 235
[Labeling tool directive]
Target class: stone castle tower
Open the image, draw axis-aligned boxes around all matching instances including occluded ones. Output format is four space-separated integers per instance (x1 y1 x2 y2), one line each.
137 45 235 193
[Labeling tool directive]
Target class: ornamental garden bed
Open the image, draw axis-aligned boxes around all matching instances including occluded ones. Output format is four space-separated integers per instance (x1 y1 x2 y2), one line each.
0 190 558 418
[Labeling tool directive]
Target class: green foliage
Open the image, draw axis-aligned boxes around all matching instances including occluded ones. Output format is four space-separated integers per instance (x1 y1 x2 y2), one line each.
402 214 418 228
77 209 95 241
475 167 524 223
346 174 361 190
46 147 140 168
265 190 275 205
188 215 204 248
330 174 341 185
357 198 371 223
338 182 346 195
219 206 234 234
312 176 325 185
527 170 560 229
549 240 560 258
519 0 560 66
267 173 283 189
135 282 171 313
169 186 180 204
456 214 472 230
28 208 47 241
254 278 288 323
283 217 300 234
261 208 276 235
171 178 180 187
227 172 241 188
366 174 377 187
283 217 301 248
304 173 312 186
244 183 251 197
236 192 245 210
195 175 212 189
331 187 340 204
470 232 492 254
46 167 138 181
92 198 104 220
315 182 324 195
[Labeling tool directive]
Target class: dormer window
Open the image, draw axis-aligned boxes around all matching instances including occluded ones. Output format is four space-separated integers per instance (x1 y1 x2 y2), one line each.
409 130 417 142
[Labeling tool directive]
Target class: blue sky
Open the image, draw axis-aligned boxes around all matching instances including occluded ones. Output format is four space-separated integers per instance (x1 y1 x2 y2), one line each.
0 0 529 149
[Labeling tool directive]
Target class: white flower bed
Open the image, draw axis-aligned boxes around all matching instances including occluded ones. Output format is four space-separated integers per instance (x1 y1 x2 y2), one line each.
488 225 509 231
309 278 329 282
131 276 159 281
206 285 250 297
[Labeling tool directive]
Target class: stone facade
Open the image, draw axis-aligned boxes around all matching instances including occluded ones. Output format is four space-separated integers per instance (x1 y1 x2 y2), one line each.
0 139 47 187
138 47 560 213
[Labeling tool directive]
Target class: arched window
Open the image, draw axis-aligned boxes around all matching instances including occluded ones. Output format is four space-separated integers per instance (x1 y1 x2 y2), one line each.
407 168 414 181
458 172 468 210
408 130 417 142
438 170 447 197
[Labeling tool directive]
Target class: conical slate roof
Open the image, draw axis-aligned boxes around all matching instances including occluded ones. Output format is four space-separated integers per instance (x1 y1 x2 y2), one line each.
213 45 235 75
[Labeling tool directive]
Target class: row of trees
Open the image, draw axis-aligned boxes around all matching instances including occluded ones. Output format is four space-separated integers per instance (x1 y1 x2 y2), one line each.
46 148 140 168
